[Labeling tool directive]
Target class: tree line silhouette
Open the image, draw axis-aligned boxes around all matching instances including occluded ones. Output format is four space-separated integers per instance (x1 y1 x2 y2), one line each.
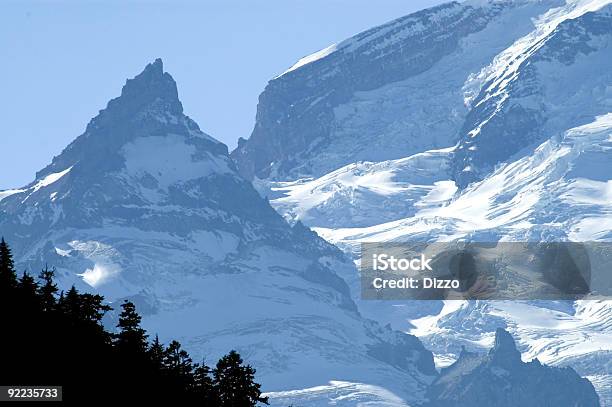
0 237 269 406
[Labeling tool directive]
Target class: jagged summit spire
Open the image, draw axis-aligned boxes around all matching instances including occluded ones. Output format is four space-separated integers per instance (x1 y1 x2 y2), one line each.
35 59 189 179
85 57 183 126
109 58 182 115
146 58 164 73
489 328 521 364
122 58 169 97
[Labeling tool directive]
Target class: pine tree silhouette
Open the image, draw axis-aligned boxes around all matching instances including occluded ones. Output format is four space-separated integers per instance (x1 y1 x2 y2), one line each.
38 265 58 312
194 361 220 405
149 334 166 369
116 300 149 354
58 286 82 323
214 350 270 406
80 292 112 324
0 237 17 292
164 340 196 387
17 271 41 314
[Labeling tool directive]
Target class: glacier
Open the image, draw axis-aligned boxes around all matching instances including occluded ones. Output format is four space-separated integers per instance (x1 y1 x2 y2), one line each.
233 0 612 404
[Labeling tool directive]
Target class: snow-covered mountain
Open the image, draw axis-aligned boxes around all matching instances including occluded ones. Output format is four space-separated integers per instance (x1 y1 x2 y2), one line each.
452 0 612 186
232 0 565 180
233 0 612 404
0 60 440 402
292 112 612 244
425 328 600 407
266 147 456 229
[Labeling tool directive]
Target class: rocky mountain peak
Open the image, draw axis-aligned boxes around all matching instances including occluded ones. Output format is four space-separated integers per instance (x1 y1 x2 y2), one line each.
34 59 204 180
488 327 522 363
426 328 601 406
96 58 183 124
115 58 180 111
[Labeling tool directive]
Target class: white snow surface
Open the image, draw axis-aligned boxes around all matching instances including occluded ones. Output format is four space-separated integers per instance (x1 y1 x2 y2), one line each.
121 134 232 189
0 189 26 202
309 113 612 247
266 381 411 407
268 147 456 229
278 43 338 77
269 53 612 405
464 0 612 110
408 299 612 399
0 166 72 203
31 167 73 191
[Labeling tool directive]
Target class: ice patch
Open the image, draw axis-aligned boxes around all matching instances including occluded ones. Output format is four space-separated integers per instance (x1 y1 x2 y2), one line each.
265 380 410 407
269 148 455 228
0 189 25 202
18 166 73 203
55 247 71 257
78 263 120 287
190 230 239 262
67 240 123 288
121 134 232 189
31 167 72 193
278 44 337 77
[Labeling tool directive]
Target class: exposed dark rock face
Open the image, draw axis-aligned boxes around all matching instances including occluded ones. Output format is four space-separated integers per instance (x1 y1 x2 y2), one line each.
452 6 612 187
231 2 507 180
425 328 601 407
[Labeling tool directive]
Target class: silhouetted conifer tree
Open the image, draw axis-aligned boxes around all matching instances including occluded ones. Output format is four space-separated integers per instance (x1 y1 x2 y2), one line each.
116 300 149 355
17 271 41 314
164 340 195 385
149 334 165 369
194 361 219 405
214 350 269 406
0 237 17 293
58 286 82 323
38 265 58 312
80 292 111 324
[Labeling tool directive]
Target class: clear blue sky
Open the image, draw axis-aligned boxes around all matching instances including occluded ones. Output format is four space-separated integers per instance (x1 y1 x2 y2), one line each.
1 0 443 188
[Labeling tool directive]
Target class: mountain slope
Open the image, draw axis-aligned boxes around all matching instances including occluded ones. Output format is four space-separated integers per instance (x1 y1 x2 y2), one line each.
232 0 563 180
0 60 438 400
266 147 455 229
453 1 612 186
311 112 612 245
